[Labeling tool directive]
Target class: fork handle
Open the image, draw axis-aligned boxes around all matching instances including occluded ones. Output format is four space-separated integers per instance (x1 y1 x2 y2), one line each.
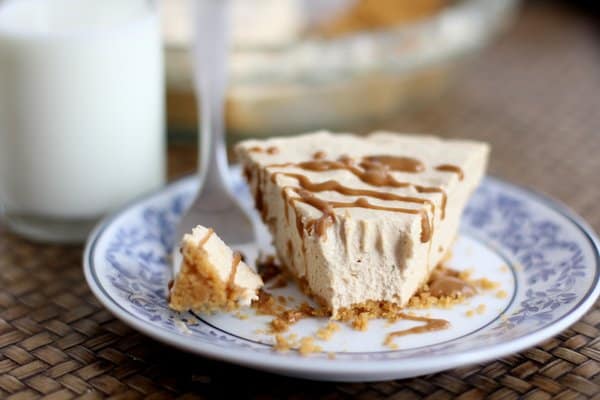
193 0 232 199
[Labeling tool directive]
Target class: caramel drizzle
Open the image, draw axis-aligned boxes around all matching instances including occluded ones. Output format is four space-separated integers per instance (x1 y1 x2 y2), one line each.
291 189 332 240
226 252 242 296
269 158 448 219
331 199 430 244
254 169 268 222
198 228 214 247
313 151 327 160
242 165 252 184
249 146 279 155
362 155 424 173
279 172 432 207
285 181 432 242
260 155 462 242
384 314 450 346
292 193 304 238
436 164 464 181
428 269 477 298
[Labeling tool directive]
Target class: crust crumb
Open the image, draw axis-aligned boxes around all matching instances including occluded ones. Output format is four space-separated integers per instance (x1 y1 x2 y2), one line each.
298 337 322 356
274 334 292 352
316 322 341 340
268 275 288 289
352 313 370 331
234 312 249 320
256 254 281 283
458 268 474 280
270 303 327 333
169 235 247 313
408 291 468 309
174 320 191 334
254 291 327 333
472 278 500 290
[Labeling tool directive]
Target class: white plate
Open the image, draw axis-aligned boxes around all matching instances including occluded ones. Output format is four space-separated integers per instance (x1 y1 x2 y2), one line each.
84 168 600 381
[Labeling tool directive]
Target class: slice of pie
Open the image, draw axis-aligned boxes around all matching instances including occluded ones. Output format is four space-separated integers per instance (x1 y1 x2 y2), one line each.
235 131 489 318
169 225 263 312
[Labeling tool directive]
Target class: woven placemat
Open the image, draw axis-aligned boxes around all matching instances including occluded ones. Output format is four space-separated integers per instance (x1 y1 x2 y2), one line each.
2 3 600 399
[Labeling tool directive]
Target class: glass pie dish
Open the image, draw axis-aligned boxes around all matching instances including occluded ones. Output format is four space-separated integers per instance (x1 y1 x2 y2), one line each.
163 0 519 137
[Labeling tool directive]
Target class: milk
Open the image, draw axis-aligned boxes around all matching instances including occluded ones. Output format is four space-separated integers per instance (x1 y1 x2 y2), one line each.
0 0 165 241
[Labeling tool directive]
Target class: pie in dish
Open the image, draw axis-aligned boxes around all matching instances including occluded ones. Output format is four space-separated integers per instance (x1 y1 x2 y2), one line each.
235 131 489 318
169 225 264 312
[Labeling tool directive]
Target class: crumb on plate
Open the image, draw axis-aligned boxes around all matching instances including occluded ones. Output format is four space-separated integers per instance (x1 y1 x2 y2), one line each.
316 322 341 341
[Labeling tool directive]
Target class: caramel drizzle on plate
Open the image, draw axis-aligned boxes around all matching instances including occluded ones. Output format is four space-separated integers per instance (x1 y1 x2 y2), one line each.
384 314 450 346
428 269 477 297
260 153 463 243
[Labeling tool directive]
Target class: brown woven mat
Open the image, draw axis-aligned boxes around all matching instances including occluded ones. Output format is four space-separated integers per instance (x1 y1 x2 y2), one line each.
2 3 600 399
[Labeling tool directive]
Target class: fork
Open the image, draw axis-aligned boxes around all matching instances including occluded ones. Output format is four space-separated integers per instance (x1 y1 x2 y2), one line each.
173 0 255 269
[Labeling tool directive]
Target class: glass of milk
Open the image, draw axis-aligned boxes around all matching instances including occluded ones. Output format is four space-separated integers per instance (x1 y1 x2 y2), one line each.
0 0 165 243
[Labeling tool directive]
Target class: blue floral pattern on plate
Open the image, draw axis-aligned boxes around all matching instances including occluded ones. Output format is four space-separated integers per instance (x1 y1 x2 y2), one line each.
84 170 600 379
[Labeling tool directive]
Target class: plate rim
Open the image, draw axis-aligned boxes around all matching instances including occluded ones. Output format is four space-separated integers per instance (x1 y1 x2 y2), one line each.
83 173 600 380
